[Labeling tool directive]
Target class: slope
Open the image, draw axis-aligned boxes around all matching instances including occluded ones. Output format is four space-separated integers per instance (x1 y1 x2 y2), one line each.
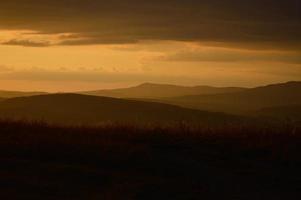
0 93 237 125
165 81 301 114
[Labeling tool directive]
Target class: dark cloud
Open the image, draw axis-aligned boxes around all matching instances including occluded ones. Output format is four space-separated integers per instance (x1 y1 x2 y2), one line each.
0 0 300 49
2 39 50 47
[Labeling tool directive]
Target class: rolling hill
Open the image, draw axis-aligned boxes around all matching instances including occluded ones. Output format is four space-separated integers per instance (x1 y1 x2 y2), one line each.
256 105 301 121
0 93 237 125
81 83 246 99
0 90 46 98
164 81 301 115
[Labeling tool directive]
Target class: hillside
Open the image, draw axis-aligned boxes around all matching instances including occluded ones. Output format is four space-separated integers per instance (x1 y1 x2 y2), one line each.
164 81 301 114
0 93 236 125
0 90 46 98
81 83 246 99
256 105 301 121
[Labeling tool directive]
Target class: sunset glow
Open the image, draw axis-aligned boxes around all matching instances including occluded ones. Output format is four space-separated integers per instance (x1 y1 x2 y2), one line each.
0 0 300 91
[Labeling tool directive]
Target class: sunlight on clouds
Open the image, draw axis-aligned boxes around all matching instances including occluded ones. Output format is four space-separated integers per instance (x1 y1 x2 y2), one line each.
0 30 80 47
0 35 300 91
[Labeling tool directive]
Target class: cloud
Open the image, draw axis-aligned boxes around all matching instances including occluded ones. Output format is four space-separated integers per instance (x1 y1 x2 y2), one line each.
2 39 50 47
158 49 301 64
0 0 300 50
0 65 14 72
58 37 138 46
0 68 205 85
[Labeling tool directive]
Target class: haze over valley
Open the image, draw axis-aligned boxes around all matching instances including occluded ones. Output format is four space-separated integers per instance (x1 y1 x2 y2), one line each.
0 81 300 124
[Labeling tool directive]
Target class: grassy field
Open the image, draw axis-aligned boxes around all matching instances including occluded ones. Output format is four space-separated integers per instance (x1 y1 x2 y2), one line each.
0 120 301 199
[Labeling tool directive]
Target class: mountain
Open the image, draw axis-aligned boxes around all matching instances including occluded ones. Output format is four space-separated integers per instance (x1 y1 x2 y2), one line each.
0 93 237 125
81 83 246 99
164 81 301 114
0 90 47 98
256 105 301 121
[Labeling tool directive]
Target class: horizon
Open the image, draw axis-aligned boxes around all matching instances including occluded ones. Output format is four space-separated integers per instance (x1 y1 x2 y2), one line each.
0 80 300 93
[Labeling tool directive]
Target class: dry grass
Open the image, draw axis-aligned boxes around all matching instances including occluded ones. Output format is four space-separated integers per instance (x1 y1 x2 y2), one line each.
0 119 301 199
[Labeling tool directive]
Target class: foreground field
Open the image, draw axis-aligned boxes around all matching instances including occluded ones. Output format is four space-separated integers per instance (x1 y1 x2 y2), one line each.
0 120 301 199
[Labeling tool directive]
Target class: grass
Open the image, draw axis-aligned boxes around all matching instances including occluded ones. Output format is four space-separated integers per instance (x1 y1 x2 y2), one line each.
0 119 301 199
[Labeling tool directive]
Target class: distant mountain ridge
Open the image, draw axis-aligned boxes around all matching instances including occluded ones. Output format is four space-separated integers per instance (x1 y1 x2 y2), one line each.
0 93 237 125
0 81 300 122
81 83 246 99
164 81 301 114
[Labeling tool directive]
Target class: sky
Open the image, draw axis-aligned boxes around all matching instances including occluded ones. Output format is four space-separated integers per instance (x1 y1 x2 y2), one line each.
0 0 300 92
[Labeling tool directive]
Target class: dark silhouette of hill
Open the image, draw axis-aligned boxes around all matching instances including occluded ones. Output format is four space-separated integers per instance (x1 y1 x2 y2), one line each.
164 81 301 114
0 93 236 125
0 90 47 98
256 104 301 121
81 82 246 99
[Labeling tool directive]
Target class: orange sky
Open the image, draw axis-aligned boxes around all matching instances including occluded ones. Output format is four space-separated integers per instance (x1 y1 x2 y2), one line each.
0 34 300 91
0 1 300 91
